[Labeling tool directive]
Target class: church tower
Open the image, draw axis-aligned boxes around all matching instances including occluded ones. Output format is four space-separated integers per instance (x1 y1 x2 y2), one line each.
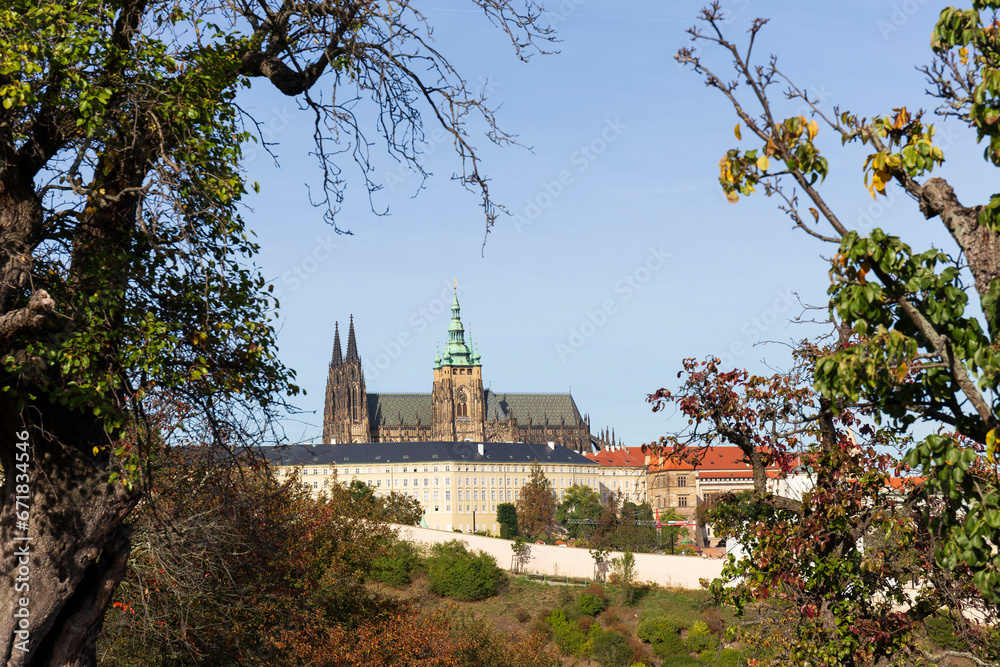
431 288 485 441
323 316 371 443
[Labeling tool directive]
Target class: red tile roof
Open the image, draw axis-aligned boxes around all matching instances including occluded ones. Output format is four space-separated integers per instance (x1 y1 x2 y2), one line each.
584 446 648 468
645 446 787 476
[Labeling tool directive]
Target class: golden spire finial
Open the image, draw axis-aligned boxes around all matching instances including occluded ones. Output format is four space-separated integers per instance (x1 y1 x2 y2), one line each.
453 279 458 290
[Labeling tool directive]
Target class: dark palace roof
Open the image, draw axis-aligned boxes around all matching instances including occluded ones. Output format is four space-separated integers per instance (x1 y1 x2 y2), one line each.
260 441 597 467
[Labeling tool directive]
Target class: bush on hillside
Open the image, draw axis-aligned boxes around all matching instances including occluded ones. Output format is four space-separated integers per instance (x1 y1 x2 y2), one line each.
652 632 686 659
659 656 704 667
701 648 748 666
686 620 718 652
591 629 634 667
426 540 505 601
636 614 682 645
371 540 422 588
699 607 725 637
577 592 607 617
546 608 601 656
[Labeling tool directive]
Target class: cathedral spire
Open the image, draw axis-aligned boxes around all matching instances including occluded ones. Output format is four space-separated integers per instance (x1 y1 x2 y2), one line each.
440 283 472 366
345 314 360 363
331 321 342 366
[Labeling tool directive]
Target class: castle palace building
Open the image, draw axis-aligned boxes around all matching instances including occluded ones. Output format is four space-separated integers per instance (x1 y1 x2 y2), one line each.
323 292 594 452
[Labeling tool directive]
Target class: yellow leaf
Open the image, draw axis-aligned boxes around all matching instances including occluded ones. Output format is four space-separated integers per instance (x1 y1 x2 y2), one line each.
809 208 819 222
93 446 99 456
987 428 997 463
959 46 969 65
896 363 907 382
892 107 909 130
725 190 739 203
756 155 770 171
807 119 819 141
734 124 742 140
871 170 887 194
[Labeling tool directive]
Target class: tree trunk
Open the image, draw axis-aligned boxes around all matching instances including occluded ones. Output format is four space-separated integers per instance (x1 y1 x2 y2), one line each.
0 389 139 666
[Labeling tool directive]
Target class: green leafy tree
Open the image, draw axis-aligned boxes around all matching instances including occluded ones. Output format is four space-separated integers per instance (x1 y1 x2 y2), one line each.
674 3 1000 662
556 484 604 539
497 502 519 538
515 459 556 539
0 0 552 661
346 479 422 525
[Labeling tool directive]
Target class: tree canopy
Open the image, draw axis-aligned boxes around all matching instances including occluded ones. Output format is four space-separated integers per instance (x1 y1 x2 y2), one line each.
515 459 556 539
0 0 552 662
654 2 1000 664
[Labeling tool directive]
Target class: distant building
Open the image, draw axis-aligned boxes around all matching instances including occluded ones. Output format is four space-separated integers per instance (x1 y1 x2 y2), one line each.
582 445 649 504
264 440 599 533
647 446 790 545
322 290 596 451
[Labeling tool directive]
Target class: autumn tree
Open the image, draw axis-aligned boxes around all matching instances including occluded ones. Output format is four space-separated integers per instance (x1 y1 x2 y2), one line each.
515 459 556 539
675 0 1000 639
0 0 552 663
98 445 408 666
650 343 999 665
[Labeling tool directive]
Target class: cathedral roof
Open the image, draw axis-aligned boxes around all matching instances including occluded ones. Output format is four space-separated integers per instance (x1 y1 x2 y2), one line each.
363 391 585 427
484 391 584 424
261 441 598 466
368 393 433 427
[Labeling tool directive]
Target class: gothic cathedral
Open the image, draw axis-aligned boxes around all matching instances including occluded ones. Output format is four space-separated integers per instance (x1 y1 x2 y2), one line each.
323 290 596 452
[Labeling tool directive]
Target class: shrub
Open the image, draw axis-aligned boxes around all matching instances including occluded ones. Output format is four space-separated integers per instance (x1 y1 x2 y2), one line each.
546 608 596 656
426 540 505 601
637 614 681 645
686 620 717 652
583 583 608 600
652 632 686 659
529 616 553 640
707 648 748 667
924 615 963 651
659 656 704 667
577 592 607 616
699 607 725 637
371 540 422 588
592 629 634 667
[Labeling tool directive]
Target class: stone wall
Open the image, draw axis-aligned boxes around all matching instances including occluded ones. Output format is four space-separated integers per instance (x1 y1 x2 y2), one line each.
393 524 725 590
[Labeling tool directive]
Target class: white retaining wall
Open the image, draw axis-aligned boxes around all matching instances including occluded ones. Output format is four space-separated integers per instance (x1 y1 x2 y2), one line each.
392 524 725 590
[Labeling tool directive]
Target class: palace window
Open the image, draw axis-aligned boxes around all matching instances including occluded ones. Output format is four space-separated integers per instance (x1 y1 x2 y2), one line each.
678 496 688 507
677 476 687 487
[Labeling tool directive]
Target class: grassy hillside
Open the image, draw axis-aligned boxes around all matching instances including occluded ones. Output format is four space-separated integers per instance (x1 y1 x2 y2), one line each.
375 539 982 667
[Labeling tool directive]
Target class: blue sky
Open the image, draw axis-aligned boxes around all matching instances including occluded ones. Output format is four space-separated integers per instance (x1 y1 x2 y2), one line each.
236 2 995 446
